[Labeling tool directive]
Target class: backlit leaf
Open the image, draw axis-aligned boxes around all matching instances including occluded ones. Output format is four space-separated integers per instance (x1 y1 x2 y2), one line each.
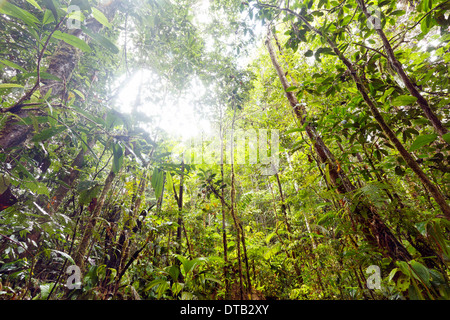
391 95 417 106
52 30 92 53
410 134 438 151
92 7 111 28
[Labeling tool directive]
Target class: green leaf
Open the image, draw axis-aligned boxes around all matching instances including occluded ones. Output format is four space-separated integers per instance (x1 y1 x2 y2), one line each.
32 283 56 300
421 14 432 34
42 0 60 21
72 89 85 100
396 260 411 277
181 292 194 300
171 282 183 295
325 164 331 186
51 249 75 264
304 49 313 57
0 2 40 27
145 279 169 298
167 265 180 282
285 127 304 134
42 9 56 24
165 171 174 194
391 95 418 106
69 0 92 12
0 83 24 89
26 0 43 11
390 10 405 16
91 7 111 28
205 276 223 286
81 26 118 54
26 181 50 197
286 86 297 92
52 30 92 53
388 268 399 283
0 173 11 194
112 143 124 174
151 168 164 199
408 281 425 300
410 134 438 151
31 126 66 142
22 72 62 81
0 60 27 72
409 260 431 287
443 133 450 144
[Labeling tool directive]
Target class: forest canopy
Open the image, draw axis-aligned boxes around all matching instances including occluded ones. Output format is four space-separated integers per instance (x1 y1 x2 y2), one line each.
0 0 449 301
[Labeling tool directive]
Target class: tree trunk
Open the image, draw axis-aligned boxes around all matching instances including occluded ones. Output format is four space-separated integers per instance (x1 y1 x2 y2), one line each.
274 172 302 278
220 125 230 298
229 107 244 299
176 162 185 256
238 222 252 299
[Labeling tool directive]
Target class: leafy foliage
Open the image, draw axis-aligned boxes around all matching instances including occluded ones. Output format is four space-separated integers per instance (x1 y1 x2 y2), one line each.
0 0 449 301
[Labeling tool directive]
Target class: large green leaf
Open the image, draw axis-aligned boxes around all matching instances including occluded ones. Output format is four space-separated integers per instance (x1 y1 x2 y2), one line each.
0 173 11 194
410 134 438 151
285 86 297 92
32 283 56 300
112 143 124 174
26 0 43 11
81 25 119 54
304 49 313 57
91 7 111 28
22 71 62 81
31 126 67 142
51 249 75 264
396 260 411 277
145 279 169 298
442 132 450 144
151 168 164 199
0 1 40 27
167 265 180 282
165 171 174 194
0 59 27 72
52 30 92 53
0 83 24 89
42 0 61 21
409 260 431 287
391 95 418 106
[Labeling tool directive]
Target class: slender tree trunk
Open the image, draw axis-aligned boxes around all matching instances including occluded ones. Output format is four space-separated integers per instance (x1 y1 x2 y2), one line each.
220 125 230 298
238 222 252 299
274 172 302 278
230 160 244 299
275 173 292 234
229 107 244 299
176 162 185 256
